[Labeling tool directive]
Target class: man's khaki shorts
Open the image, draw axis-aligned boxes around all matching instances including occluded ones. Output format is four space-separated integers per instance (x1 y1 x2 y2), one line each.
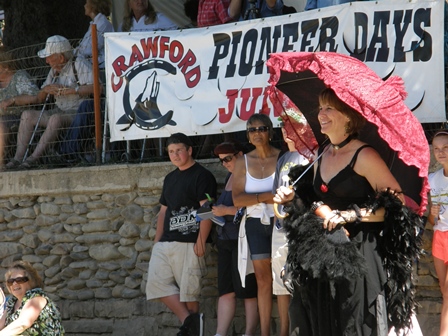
146 241 207 302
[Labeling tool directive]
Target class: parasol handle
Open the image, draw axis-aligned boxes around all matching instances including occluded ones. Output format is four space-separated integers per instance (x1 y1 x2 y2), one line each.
274 201 288 219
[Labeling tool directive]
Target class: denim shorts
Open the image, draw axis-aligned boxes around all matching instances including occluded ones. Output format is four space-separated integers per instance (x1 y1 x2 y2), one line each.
245 216 273 260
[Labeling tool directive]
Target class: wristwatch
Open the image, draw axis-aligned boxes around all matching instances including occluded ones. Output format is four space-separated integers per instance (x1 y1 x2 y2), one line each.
75 86 80 94
310 201 324 213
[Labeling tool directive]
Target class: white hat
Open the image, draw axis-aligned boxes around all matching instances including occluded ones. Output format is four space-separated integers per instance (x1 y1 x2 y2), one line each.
38 35 72 58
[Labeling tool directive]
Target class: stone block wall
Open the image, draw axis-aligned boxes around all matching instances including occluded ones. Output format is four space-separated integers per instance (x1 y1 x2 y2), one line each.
0 160 442 335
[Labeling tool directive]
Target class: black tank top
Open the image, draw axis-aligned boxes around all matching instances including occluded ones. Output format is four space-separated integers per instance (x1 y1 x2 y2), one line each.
314 145 374 210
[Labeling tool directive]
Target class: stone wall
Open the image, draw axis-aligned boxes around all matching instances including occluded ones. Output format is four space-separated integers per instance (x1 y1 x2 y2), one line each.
0 160 442 335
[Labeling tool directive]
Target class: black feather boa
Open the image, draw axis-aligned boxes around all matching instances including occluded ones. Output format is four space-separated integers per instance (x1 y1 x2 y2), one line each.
282 201 368 297
282 166 424 331
370 190 424 332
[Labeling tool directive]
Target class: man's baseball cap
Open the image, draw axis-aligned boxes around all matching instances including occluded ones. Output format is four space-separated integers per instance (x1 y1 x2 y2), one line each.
38 35 72 58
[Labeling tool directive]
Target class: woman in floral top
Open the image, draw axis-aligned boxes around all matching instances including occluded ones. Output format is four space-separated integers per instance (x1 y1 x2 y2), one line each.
0 260 65 335
0 48 39 166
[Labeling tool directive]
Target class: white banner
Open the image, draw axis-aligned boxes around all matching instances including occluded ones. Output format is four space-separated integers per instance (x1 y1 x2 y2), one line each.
105 0 444 141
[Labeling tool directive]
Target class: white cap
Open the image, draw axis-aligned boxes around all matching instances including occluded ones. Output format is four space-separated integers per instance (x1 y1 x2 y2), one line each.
37 35 72 58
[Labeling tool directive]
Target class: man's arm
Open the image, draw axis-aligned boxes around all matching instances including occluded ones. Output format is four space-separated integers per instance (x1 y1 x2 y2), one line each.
154 205 167 243
194 199 212 257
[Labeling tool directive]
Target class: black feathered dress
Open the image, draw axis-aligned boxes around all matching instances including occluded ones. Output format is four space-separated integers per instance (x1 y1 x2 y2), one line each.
284 145 422 336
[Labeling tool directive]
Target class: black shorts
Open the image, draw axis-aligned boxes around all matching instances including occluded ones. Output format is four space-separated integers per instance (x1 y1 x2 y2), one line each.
216 239 257 298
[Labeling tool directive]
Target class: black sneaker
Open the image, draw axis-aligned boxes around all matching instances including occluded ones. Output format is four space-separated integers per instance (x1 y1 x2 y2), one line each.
182 313 204 336
176 325 190 336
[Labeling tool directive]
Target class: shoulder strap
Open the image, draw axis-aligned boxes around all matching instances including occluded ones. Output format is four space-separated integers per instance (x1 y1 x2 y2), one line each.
349 144 372 167
71 57 80 85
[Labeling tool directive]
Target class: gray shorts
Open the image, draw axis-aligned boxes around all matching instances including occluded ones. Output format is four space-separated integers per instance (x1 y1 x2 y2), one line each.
45 107 77 118
146 241 207 302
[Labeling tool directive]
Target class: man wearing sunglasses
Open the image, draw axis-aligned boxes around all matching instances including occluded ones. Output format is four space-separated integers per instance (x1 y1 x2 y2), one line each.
146 133 217 336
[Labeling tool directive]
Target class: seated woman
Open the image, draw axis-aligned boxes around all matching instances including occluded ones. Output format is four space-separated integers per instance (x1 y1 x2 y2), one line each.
118 0 178 32
0 48 39 166
0 260 65 335
76 0 114 70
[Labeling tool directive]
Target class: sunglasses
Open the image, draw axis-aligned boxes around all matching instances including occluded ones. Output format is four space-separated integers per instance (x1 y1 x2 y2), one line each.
6 276 29 285
247 126 269 133
219 154 236 163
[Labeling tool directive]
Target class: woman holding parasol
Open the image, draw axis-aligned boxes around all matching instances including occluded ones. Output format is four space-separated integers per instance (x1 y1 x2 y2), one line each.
268 51 427 336
275 87 411 335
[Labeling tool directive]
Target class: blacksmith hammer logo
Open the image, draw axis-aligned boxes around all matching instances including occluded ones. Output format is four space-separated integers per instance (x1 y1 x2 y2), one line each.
117 59 177 131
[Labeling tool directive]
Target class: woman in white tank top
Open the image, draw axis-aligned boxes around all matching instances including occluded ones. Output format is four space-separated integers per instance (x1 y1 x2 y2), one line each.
232 114 280 336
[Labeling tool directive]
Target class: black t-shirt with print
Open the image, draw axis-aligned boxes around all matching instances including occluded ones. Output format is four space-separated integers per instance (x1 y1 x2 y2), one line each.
159 162 217 243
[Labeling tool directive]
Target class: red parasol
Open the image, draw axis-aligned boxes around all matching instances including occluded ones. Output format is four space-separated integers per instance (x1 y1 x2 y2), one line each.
266 52 430 215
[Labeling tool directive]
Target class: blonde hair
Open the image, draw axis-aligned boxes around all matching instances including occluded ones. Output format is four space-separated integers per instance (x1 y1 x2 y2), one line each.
5 260 44 290
432 131 448 143
121 0 157 32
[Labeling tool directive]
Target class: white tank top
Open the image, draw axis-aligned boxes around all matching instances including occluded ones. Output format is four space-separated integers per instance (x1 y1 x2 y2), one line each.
243 154 275 220
244 154 275 193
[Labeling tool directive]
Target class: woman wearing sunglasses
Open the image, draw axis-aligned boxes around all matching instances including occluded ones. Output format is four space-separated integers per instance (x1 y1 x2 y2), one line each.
212 141 258 336
0 260 65 335
232 114 281 336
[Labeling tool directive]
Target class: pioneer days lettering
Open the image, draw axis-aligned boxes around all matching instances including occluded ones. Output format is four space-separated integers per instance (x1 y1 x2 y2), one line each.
105 0 444 141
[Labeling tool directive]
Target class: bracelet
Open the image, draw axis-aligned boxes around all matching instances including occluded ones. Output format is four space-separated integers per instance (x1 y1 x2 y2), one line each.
310 201 324 213
327 210 346 225
256 193 260 203
346 205 362 222
344 210 357 223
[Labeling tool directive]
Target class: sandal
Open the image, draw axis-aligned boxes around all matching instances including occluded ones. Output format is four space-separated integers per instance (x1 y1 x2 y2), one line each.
5 159 21 170
19 157 39 170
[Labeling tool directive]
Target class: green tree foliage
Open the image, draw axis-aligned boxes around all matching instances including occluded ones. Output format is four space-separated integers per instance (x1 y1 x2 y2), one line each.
2 0 90 48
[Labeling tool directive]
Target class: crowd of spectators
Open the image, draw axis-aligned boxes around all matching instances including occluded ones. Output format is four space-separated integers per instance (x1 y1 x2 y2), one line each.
0 0 356 170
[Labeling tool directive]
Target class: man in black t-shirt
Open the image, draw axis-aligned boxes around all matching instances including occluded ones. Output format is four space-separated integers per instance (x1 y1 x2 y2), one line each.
146 133 217 336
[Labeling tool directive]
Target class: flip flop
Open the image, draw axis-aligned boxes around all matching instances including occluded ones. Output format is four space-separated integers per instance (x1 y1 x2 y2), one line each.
5 159 21 170
19 158 39 170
